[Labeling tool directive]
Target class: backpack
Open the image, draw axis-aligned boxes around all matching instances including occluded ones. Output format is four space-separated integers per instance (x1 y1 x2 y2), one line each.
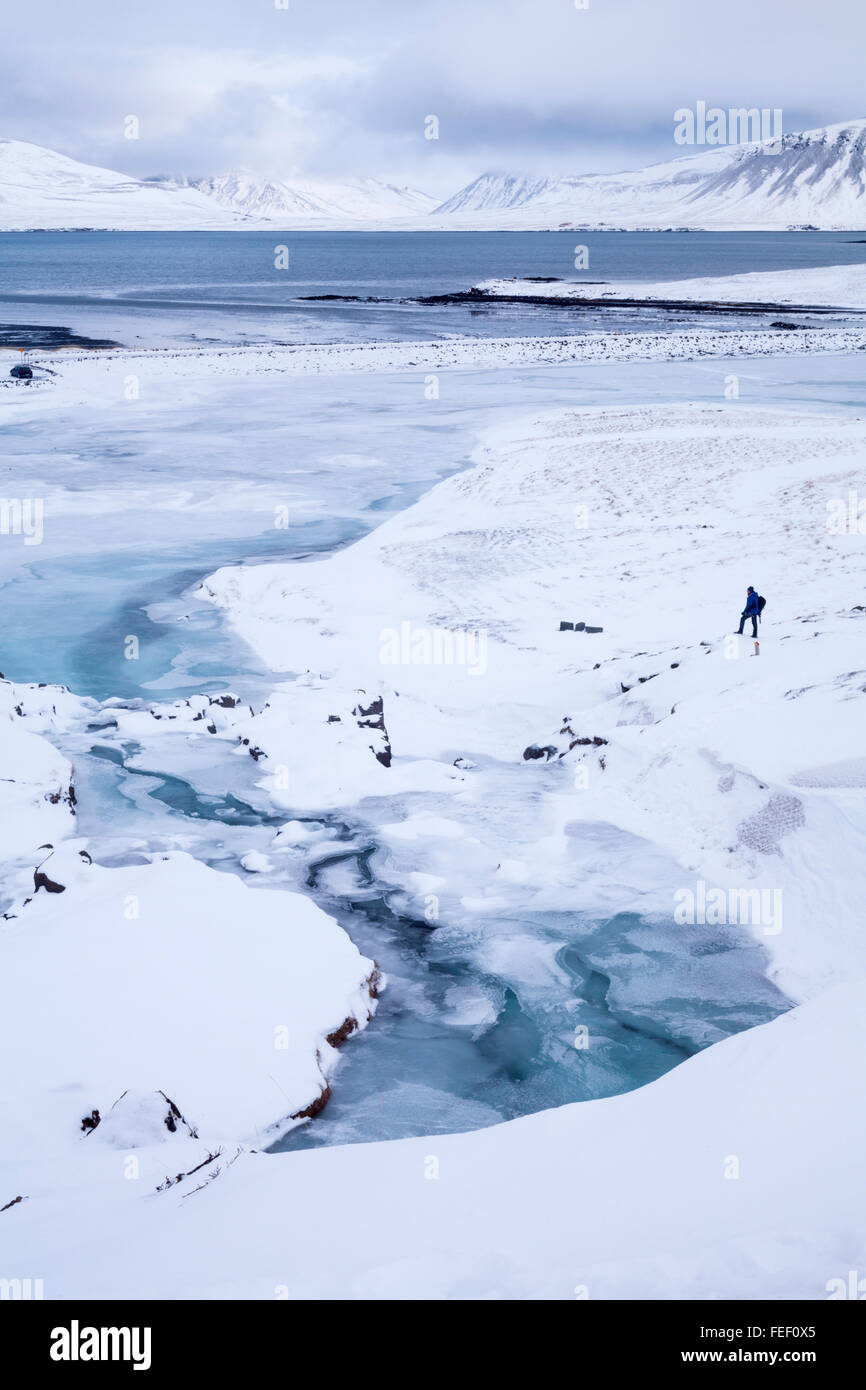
757 595 767 617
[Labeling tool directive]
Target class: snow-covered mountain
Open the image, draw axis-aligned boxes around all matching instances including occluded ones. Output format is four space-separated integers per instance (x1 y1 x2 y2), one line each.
159 171 438 222
433 120 866 230
0 140 436 230
3 121 865 231
0 139 240 231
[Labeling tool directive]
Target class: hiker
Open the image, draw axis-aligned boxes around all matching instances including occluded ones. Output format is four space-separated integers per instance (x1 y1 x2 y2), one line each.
737 586 761 638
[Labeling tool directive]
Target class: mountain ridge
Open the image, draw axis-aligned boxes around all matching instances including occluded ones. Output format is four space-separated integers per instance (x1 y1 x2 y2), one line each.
1 120 865 230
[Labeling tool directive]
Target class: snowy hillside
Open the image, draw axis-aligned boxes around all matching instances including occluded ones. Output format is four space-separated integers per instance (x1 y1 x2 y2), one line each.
159 171 438 222
0 139 241 231
433 120 866 230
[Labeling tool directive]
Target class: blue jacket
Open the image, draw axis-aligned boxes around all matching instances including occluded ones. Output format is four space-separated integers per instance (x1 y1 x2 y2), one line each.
743 591 760 616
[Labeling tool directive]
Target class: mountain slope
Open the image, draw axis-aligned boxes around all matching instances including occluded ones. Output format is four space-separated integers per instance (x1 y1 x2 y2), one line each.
162 172 438 223
0 139 241 231
433 120 866 230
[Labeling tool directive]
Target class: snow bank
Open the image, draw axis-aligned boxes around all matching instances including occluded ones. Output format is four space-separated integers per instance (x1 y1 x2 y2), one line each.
0 840 380 1156
0 677 89 868
477 261 866 310
3 976 864 1298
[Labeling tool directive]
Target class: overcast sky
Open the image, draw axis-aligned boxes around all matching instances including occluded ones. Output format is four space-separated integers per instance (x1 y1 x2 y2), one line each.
3 0 864 193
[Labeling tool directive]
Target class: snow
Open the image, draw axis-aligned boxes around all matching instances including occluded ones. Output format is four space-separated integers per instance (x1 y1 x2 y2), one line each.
0 838 380 1154
0 677 88 866
202 402 866 1003
2 977 864 1298
5 315 866 423
0 681 380 1159
2 284 865 1297
162 171 438 222
477 261 866 310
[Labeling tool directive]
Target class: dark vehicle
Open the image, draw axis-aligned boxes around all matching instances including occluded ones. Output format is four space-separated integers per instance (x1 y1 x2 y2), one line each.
10 364 33 380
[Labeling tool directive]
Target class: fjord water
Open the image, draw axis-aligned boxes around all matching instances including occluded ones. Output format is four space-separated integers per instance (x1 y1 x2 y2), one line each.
2 227 864 346
7 230 856 1145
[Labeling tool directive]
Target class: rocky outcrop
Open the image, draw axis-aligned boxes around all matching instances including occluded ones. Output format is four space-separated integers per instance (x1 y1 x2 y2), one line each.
352 693 392 768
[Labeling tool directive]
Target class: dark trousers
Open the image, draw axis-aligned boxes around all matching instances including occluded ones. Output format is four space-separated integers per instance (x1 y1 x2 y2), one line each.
738 614 758 637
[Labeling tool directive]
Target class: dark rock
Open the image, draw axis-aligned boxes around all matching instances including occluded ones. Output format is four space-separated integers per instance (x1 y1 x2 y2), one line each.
34 868 65 894
290 1084 332 1121
353 693 392 768
80 1109 100 1133
574 621 586 631
326 1016 359 1048
523 744 558 761
157 1090 197 1137
559 621 574 631
584 625 603 634
353 695 385 726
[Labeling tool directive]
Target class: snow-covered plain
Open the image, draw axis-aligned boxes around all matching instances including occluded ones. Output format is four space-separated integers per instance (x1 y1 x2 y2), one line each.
4 317 866 418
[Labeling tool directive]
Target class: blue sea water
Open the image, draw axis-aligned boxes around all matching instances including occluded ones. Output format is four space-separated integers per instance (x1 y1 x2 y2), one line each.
2 228 864 346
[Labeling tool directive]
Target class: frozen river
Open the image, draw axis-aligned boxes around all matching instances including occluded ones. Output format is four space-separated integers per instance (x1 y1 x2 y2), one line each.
4 248 864 1144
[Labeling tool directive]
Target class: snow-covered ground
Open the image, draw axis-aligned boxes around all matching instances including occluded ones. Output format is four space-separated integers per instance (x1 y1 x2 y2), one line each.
2 246 865 1297
477 261 866 310
4 317 866 418
0 674 380 1170
2 398 865 1297
200 402 866 1002
3 978 863 1299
